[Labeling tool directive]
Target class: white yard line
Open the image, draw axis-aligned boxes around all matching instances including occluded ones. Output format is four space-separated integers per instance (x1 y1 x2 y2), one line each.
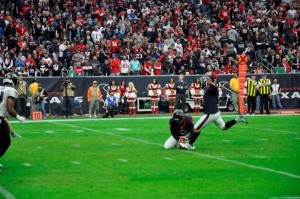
118 159 128 162
0 186 16 199
53 121 300 180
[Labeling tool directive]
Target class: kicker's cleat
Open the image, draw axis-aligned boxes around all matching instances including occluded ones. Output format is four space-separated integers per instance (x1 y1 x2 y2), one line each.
236 115 248 124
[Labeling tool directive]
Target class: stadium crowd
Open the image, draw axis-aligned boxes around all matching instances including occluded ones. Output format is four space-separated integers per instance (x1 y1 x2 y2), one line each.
0 0 299 78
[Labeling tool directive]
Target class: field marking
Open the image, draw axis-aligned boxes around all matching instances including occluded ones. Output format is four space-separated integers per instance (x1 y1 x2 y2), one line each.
23 163 32 167
53 121 300 180
44 131 55 134
74 144 80 147
239 126 299 135
114 128 130 131
70 161 81 165
221 140 230 142
164 157 174 160
254 155 267 159
118 159 128 162
257 138 268 141
0 185 16 199
111 143 119 146
270 197 300 199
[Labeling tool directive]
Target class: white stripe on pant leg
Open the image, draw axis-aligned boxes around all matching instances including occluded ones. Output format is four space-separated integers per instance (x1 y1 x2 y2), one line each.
214 111 226 129
194 114 211 131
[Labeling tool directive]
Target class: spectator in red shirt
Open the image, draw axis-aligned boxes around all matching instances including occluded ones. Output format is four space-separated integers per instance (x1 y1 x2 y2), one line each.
219 5 230 25
153 60 162 75
110 54 121 76
74 62 83 76
280 58 291 73
141 58 153 75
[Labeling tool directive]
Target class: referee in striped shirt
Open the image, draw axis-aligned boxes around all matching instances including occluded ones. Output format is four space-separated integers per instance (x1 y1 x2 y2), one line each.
258 73 271 114
245 75 258 115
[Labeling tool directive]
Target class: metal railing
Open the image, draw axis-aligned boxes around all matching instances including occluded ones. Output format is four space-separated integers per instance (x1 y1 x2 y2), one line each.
255 51 275 74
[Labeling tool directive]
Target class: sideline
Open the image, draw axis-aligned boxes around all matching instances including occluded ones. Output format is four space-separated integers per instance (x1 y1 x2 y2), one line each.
8 113 300 124
53 121 300 180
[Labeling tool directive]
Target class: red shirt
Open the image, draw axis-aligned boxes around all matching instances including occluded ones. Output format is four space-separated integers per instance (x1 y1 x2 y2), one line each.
281 62 291 73
17 26 28 36
141 61 153 75
74 66 83 76
76 44 86 52
154 62 162 75
17 40 27 49
219 9 230 22
224 64 233 74
110 58 121 73
25 58 36 67
110 39 121 53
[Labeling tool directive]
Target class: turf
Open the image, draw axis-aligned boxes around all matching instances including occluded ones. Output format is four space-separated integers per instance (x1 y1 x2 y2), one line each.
1 114 300 199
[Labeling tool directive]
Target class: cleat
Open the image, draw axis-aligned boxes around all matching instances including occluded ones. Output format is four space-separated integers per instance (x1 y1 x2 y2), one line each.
179 143 196 150
11 131 22 139
185 143 196 150
236 115 248 124
89 115 92 118
93 115 97 118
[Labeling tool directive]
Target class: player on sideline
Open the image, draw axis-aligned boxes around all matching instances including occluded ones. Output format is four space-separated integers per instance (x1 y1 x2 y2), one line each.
0 72 25 168
180 76 248 150
164 109 195 149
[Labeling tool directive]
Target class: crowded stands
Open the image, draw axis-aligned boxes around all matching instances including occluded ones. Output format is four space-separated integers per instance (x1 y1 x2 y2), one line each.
0 0 299 77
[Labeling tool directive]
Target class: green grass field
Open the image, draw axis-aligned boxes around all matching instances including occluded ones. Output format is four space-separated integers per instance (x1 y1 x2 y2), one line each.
1 114 300 199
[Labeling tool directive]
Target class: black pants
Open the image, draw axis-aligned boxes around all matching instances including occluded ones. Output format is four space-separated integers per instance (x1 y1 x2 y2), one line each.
119 97 128 114
0 117 11 158
103 106 117 118
174 93 186 112
62 96 74 117
16 97 27 117
247 96 256 114
260 94 270 114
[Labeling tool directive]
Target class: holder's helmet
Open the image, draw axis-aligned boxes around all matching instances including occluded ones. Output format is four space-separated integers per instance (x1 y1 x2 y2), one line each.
173 109 185 123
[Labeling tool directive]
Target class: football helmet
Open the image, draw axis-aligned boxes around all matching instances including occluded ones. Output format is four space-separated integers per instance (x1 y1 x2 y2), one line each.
173 109 185 123
3 71 18 87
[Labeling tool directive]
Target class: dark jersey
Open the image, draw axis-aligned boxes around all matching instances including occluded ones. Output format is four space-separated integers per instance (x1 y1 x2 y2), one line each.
203 84 219 114
169 115 194 140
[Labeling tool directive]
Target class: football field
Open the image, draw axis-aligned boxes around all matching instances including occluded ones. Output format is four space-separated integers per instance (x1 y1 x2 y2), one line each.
1 114 300 199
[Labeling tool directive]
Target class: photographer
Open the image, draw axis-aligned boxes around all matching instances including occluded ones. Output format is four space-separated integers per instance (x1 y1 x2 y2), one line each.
35 84 47 119
15 75 29 117
60 78 76 118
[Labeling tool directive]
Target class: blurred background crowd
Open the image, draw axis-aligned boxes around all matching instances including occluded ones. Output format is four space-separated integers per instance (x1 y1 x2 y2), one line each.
0 0 299 78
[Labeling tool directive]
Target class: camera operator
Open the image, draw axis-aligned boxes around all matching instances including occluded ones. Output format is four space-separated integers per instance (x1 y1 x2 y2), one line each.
15 75 29 117
103 91 119 118
35 84 47 119
60 78 76 118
